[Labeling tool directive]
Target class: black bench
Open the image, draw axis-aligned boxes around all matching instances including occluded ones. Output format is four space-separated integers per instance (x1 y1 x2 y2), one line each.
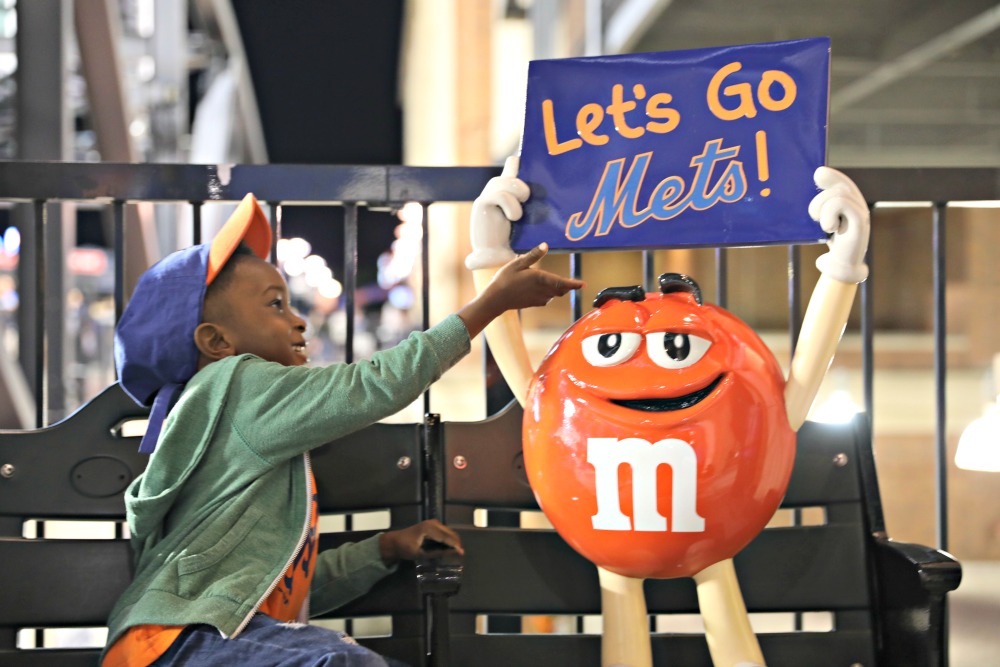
440 402 962 667
0 382 961 666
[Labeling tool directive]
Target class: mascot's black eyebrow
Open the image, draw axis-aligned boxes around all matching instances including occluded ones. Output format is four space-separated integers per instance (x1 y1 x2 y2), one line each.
658 273 703 305
592 274 704 309
592 285 645 308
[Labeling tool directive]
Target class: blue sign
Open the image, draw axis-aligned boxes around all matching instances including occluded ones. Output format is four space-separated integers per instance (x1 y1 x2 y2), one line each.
512 38 830 252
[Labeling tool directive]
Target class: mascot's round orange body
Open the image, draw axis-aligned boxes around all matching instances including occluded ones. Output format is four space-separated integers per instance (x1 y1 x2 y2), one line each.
523 274 795 579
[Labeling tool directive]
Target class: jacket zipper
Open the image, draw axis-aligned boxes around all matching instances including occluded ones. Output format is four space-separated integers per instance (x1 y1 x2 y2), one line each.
230 452 313 638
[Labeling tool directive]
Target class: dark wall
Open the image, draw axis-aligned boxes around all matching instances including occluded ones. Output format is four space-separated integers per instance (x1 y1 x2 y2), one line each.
233 0 404 165
232 1 405 285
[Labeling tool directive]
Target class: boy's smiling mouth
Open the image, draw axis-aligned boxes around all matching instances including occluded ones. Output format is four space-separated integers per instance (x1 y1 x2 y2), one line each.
292 342 308 356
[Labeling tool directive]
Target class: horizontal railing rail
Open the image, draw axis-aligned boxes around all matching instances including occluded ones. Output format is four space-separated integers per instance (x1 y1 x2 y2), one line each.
0 162 997 203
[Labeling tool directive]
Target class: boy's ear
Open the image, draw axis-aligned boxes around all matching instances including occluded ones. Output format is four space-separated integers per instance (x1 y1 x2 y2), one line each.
194 322 236 361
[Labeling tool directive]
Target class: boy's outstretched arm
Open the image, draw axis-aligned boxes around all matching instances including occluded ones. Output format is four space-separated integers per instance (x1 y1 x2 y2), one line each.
456 242 584 340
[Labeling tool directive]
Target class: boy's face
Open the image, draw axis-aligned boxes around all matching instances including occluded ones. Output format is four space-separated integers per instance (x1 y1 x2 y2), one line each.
204 256 309 366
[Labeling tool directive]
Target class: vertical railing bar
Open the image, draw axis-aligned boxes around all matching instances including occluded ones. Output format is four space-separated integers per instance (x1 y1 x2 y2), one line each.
267 201 281 265
343 203 358 365
113 200 126 325
420 203 430 331
642 249 655 291
191 200 202 246
788 245 802 354
787 243 803 632
341 201 359 639
715 247 728 308
933 200 951 667
420 200 443 664
570 252 583 321
421 202 432 415
33 200 45 428
862 204 875 429
423 410 447 665
111 200 125 386
932 202 948 553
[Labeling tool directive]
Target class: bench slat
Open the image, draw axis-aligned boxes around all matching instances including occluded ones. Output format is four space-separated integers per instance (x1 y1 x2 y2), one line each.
312 422 422 512
446 629 877 667
450 522 870 615
0 539 132 627
442 405 865 511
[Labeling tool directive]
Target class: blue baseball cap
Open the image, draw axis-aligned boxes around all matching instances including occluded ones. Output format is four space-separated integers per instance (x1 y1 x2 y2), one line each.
115 193 272 453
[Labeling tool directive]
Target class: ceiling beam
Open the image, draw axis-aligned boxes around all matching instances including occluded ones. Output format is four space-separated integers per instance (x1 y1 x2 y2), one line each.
834 108 1000 126
833 57 1000 79
603 0 674 55
831 3 1000 112
192 0 269 163
829 143 1000 167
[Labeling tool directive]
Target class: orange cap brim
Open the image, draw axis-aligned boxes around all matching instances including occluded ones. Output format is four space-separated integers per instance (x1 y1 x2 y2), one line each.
206 193 273 285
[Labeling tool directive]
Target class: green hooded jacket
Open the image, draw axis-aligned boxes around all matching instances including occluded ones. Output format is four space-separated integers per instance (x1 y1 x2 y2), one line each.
104 315 470 655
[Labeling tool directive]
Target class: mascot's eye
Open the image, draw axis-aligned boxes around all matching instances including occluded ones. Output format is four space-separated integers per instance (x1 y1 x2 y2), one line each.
646 332 711 369
582 332 642 367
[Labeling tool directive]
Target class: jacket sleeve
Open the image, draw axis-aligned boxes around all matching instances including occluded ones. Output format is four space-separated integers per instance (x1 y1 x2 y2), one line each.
223 314 471 465
309 534 397 615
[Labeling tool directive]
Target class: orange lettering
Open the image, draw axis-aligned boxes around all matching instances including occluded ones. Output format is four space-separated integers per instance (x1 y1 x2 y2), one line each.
543 99 583 155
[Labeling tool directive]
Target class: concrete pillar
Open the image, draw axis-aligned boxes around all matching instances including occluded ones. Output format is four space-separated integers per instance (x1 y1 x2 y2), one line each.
401 0 462 327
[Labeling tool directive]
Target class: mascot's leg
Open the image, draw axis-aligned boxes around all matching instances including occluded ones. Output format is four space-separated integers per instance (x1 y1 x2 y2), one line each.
693 558 765 667
598 567 652 667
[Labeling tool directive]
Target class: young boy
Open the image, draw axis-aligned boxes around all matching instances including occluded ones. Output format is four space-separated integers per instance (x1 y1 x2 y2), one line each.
103 190 582 667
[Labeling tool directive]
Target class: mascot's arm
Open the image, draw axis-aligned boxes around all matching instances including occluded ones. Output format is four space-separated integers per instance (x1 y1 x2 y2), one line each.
695 167 872 667
467 157 653 667
465 155 538 406
785 167 871 431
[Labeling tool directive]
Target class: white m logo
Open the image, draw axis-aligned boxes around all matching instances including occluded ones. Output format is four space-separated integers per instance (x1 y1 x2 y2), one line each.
587 437 706 533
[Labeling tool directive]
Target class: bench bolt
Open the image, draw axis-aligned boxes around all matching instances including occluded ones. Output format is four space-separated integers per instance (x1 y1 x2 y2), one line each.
0 463 13 478
397 456 412 470
453 455 468 470
833 453 849 467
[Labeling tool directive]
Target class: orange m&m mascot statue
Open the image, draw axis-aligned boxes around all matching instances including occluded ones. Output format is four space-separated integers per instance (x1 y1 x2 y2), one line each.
466 157 870 667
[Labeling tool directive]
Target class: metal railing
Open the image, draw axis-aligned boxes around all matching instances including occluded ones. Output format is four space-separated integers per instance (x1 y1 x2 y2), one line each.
2 160 999 561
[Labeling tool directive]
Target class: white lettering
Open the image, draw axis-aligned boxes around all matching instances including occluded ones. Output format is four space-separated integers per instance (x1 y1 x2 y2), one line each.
587 437 705 532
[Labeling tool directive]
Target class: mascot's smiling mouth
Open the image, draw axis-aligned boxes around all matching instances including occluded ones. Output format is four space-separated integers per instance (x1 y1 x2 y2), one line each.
610 374 724 412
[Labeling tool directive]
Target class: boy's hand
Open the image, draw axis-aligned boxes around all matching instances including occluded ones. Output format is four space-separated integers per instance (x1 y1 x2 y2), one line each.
378 519 463 566
457 243 585 339
489 243 585 309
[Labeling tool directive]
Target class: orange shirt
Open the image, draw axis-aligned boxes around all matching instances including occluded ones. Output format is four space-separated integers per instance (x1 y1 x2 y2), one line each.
103 471 320 667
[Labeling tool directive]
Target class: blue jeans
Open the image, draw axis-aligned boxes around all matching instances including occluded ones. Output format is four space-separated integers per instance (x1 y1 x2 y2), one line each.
151 613 410 667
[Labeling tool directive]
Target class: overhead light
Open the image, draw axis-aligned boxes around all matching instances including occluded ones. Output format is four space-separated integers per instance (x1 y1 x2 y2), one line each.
810 389 861 424
809 369 862 424
955 405 1000 472
955 353 1000 472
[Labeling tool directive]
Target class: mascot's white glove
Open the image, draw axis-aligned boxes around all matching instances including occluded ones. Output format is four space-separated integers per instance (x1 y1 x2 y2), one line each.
465 155 531 271
808 166 871 284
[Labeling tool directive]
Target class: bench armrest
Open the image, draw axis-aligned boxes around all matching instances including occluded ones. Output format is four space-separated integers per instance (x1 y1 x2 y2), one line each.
871 537 961 667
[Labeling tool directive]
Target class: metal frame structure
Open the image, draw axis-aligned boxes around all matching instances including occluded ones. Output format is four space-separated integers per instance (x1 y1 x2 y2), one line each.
0 161 997 664
4 162 1000 544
